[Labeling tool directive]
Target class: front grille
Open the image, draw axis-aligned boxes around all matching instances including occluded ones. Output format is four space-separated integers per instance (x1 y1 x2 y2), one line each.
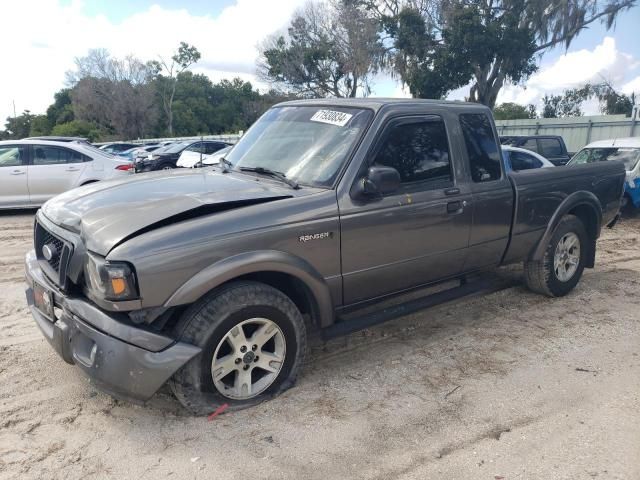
34 221 73 288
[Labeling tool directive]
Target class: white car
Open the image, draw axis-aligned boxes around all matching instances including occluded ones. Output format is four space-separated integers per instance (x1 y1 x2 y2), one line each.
0 140 133 208
201 145 233 167
567 137 640 209
501 145 555 172
176 142 231 168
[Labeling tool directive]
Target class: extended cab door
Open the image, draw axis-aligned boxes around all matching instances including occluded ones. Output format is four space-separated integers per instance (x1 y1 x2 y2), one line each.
458 113 513 271
28 144 89 205
0 144 29 207
338 114 473 305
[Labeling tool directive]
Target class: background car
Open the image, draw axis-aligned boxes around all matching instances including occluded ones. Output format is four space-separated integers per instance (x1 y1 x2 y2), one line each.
137 140 229 172
0 140 133 208
178 144 233 168
502 145 555 172
200 145 233 167
567 137 640 209
117 145 161 160
99 142 139 154
500 135 572 166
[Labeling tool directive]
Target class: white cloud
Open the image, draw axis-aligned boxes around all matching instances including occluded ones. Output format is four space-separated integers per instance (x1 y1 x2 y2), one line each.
622 75 640 95
0 0 306 122
495 37 639 114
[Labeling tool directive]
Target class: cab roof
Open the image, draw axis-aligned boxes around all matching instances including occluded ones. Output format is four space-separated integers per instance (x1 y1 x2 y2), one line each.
276 97 491 113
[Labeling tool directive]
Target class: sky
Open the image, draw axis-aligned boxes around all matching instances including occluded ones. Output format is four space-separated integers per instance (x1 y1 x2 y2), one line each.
2 0 640 123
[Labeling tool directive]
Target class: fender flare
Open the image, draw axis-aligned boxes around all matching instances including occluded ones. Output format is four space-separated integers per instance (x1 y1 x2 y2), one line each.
530 191 602 263
164 250 335 327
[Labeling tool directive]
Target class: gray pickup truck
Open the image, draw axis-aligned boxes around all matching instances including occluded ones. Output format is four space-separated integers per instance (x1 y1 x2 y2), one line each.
25 99 625 413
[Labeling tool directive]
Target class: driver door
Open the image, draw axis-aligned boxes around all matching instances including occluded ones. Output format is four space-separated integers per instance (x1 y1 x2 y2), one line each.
338 115 473 305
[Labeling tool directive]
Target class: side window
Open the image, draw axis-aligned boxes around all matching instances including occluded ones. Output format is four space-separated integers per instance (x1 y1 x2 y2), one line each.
521 138 538 152
0 146 25 167
372 118 453 188
539 138 562 157
33 146 83 165
459 113 502 182
204 143 223 154
186 142 204 154
510 151 542 171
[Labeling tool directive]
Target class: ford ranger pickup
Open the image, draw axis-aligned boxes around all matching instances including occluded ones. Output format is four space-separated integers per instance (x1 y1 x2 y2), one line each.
25 99 625 413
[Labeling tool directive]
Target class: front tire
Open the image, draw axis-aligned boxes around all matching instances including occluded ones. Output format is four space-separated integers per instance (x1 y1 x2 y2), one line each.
524 214 588 297
170 282 307 415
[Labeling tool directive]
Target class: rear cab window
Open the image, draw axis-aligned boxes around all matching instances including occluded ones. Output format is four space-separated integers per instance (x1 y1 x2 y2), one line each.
459 113 502 182
520 138 538 152
539 138 563 157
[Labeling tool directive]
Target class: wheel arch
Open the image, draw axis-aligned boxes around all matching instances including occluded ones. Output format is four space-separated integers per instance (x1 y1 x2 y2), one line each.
164 250 335 328
531 191 602 268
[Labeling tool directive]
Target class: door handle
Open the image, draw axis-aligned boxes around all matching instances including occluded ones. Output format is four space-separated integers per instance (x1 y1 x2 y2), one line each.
10 170 26 175
447 200 467 214
65 167 80 172
444 187 460 196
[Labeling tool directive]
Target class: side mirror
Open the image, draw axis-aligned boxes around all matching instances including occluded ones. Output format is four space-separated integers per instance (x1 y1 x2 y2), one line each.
356 166 401 198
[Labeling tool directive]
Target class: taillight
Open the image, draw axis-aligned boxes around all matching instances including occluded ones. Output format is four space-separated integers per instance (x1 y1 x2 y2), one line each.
115 163 134 171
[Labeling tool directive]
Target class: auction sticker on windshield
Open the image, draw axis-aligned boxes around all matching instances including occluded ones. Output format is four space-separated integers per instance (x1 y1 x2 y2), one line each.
310 110 353 127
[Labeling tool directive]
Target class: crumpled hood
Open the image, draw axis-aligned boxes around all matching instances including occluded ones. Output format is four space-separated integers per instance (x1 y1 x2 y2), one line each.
41 169 295 255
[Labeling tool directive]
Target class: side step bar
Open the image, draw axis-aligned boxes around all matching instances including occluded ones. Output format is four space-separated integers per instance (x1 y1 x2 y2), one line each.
321 276 515 341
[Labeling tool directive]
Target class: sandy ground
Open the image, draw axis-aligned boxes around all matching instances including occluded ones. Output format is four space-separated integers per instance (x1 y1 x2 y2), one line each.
0 211 639 480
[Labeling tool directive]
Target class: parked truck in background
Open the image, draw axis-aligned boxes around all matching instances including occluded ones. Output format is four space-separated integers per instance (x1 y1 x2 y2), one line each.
500 135 572 165
25 99 625 413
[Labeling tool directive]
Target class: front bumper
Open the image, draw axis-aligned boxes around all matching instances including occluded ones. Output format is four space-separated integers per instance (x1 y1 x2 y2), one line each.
24 250 200 403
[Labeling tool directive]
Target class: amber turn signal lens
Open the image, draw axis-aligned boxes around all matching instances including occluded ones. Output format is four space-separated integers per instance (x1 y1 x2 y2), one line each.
111 278 126 295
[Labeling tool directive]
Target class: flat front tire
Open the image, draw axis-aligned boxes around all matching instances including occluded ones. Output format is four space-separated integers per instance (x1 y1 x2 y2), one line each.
524 214 588 297
169 281 307 415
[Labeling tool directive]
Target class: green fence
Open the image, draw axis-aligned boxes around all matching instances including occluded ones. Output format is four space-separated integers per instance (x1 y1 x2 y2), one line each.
496 108 640 152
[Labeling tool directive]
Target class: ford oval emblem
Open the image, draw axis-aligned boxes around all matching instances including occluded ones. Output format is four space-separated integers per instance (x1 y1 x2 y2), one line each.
42 244 58 261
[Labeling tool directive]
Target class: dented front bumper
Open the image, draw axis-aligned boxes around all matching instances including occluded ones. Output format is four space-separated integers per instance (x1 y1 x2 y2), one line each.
24 249 200 403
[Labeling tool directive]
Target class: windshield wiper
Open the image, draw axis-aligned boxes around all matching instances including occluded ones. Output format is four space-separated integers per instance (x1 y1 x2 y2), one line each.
239 166 300 189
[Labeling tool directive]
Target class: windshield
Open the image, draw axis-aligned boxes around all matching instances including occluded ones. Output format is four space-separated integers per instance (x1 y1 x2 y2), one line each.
568 147 640 171
225 106 373 188
160 142 190 154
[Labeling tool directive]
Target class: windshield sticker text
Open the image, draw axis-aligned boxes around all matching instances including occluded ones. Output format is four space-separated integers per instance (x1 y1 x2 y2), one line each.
310 110 353 127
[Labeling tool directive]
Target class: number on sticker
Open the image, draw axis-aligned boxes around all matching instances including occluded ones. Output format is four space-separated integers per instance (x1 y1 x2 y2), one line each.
310 110 353 127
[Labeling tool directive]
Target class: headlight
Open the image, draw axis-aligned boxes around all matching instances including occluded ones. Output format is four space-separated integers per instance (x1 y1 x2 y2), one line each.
84 253 138 301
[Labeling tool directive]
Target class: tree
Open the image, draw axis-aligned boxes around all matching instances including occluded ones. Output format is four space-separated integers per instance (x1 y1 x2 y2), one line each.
368 0 634 107
67 50 159 139
493 102 537 120
258 0 384 97
541 87 589 118
152 42 201 135
586 81 636 116
46 89 74 125
3 110 36 139
51 120 104 142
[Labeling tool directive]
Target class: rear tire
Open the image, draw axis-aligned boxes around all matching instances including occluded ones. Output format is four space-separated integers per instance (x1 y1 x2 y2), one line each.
524 214 588 297
169 281 307 415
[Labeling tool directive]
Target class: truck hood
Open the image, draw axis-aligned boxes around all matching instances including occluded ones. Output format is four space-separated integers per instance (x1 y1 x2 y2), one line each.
41 169 297 255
